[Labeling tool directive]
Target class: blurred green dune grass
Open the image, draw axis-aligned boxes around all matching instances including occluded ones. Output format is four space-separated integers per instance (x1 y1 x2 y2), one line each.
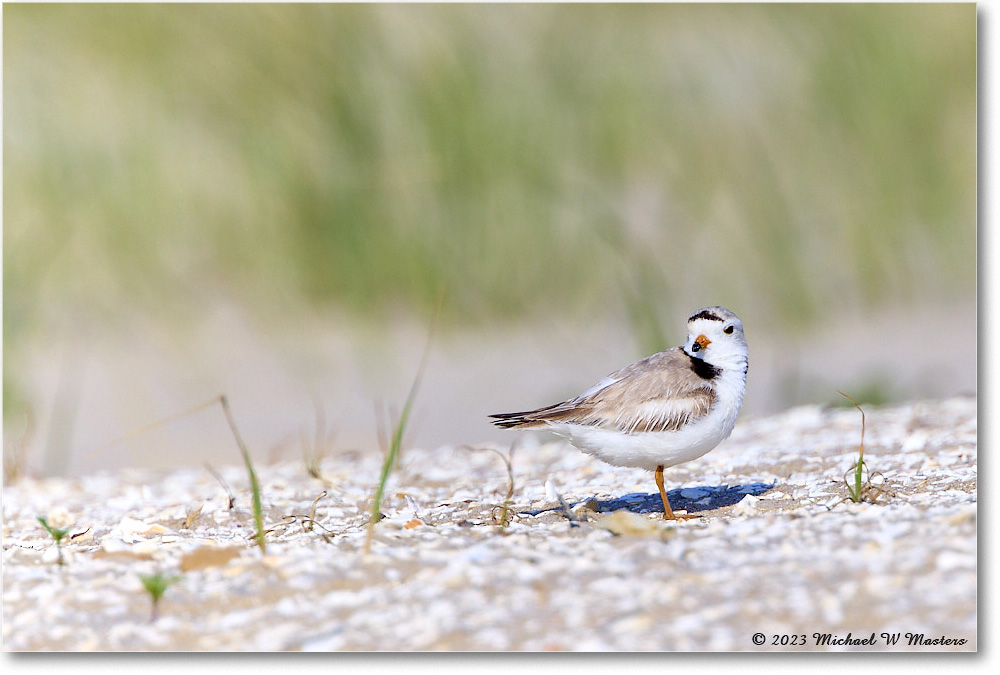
3 4 976 421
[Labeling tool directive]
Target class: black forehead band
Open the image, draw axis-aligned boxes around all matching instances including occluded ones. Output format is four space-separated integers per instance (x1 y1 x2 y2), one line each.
688 310 724 322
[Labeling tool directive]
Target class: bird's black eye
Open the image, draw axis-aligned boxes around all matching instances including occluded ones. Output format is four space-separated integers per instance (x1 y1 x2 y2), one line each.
724 325 735 334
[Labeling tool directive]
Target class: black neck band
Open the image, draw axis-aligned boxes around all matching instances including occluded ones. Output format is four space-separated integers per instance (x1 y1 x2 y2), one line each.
687 353 720 380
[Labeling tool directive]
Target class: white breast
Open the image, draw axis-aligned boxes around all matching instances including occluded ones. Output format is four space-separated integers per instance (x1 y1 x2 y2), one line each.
549 367 746 472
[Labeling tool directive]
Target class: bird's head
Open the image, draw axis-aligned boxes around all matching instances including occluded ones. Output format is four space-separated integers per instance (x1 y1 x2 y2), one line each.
683 306 747 371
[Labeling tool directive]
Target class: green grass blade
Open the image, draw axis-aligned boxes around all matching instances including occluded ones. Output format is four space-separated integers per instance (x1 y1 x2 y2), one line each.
838 390 867 503
36 516 69 543
220 395 267 553
366 297 441 551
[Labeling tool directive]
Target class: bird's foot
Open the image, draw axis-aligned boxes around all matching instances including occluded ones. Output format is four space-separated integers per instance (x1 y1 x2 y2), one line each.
663 511 699 521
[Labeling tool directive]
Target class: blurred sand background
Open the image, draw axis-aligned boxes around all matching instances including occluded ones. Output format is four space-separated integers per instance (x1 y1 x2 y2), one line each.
3 4 976 477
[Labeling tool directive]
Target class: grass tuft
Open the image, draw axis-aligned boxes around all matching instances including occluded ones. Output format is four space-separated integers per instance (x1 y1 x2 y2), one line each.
183 504 203 530
138 573 182 622
36 516 70 565
219 395 267 553
838 390 867 502
365 297 441 553
838 390 889 504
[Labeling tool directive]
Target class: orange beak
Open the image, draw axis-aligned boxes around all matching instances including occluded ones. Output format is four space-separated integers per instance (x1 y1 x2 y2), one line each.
695 334 711 350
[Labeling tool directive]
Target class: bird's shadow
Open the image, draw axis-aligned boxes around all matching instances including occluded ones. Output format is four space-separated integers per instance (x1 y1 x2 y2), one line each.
591 482 777 515
522 481 776 517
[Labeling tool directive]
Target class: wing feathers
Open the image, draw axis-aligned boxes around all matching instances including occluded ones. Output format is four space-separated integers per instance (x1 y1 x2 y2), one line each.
489 348 716 434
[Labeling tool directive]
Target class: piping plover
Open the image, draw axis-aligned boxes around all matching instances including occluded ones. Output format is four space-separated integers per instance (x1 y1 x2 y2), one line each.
490 306 747 519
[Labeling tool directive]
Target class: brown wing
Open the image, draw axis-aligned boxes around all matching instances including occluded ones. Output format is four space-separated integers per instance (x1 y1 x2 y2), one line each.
489 348 716 433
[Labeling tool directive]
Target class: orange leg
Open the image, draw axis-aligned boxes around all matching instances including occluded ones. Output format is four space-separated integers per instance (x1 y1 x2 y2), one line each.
655 465 697 520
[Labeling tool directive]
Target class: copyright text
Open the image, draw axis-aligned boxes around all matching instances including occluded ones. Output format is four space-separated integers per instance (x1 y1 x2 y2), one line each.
751 632 969 647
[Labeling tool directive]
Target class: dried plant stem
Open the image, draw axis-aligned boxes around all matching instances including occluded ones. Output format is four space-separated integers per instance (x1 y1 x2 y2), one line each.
468 445 517 530
203 462 236 510
86 397 221 459
496 447 516 529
